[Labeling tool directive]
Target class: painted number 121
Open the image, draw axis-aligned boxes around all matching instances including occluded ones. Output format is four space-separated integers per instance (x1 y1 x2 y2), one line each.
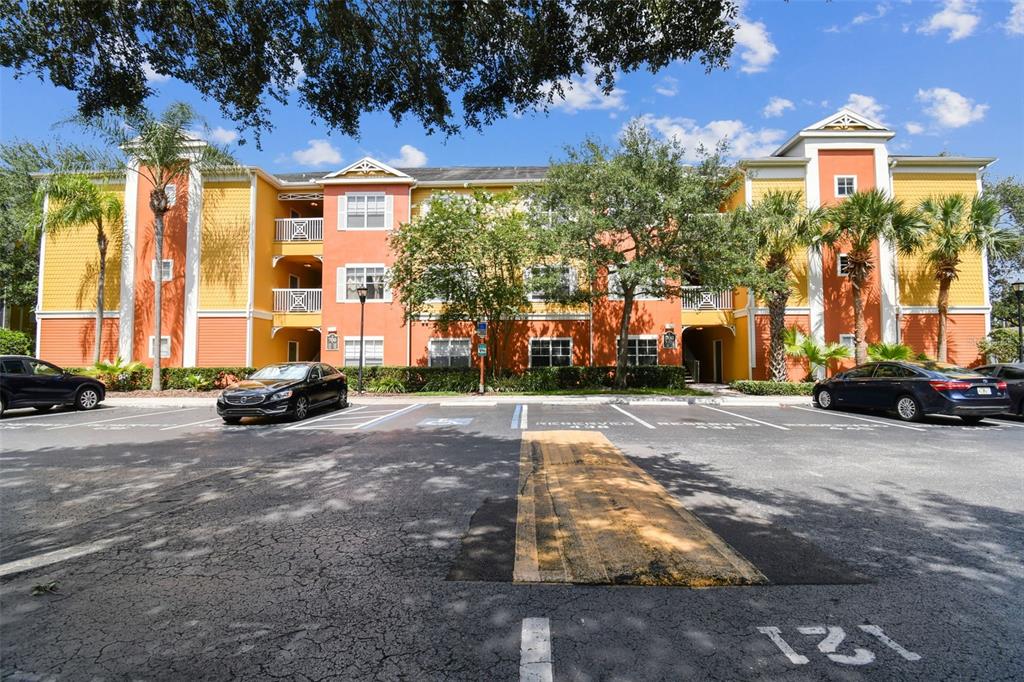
758 625 921 666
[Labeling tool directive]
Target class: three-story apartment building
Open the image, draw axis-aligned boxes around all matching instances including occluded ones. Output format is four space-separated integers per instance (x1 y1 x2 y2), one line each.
35 109 995 381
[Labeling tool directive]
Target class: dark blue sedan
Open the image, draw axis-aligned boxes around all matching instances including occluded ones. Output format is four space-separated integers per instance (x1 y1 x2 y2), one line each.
813 360 1010 424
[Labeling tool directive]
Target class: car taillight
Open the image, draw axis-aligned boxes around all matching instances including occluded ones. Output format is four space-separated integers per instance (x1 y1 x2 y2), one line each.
996 381 1007 390
929 380 972 392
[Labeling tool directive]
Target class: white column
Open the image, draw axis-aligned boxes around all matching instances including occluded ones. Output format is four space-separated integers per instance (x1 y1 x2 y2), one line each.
875 145 899 343
118 162 139 361
34 195 49 356
245 173 257 367
805 144 826 345
182 165 203 366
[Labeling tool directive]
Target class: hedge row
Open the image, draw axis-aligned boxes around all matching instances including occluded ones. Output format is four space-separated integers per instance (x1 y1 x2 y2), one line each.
68 366 255 391
729 380 815 396
0 329 32 355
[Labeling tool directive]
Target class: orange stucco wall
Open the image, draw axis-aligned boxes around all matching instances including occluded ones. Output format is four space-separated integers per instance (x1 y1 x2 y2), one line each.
900 313 987 366
38 318 120 367
753 314 811 380
196 317 247 367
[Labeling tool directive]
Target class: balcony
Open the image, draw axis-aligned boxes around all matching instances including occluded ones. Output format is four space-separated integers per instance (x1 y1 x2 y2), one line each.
272 217 323 261
681 286 734 327
272 288 322 329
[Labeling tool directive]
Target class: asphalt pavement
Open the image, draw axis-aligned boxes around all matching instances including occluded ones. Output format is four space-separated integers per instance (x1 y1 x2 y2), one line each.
1 399 1021 680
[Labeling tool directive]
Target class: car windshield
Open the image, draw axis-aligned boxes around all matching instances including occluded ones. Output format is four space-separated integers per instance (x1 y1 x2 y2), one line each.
249 364 308 381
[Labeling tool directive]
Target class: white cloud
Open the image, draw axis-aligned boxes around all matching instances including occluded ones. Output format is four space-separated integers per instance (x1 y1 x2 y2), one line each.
1006 0 1024 35
734 14 778 73
634 114 786 161
843 93 887 124
208 126 238 145
654 76 679 97
142 61 170 83
918 0 980 41
905 121 925 135
916 87 988 128
762 97 795 118
290 139 343 167
288 57 306 91
547 66 627 113
386 144 428 168
852 2 890 25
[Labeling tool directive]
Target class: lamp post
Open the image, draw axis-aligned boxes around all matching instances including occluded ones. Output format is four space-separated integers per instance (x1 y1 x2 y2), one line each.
1013 281 1024 363
356 285 368 393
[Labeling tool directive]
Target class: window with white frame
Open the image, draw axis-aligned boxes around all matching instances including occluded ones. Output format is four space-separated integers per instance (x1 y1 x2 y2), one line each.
607 270 662 300
839 334 856 351
837 253 851 277
344 338 384 366
164 183 177 207
529 338 572 367
339 265 388 301
151 259 173 282
148 335 171 359
835 175 856 197
618 336 658 366
345 192 386 229
428 339 472 368
526 265 575 301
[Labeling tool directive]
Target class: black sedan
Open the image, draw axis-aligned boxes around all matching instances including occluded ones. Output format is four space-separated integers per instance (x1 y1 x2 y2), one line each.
813 360 1009 424
975 362 1024 416
0 355 105 416
217 362 348 424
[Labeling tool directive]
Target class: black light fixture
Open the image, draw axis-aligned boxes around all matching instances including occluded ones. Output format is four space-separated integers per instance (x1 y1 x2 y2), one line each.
1012 281 1024 363
356 285 368 393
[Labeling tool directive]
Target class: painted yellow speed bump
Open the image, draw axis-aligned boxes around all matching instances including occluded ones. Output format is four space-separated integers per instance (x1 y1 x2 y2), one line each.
514 431 767 587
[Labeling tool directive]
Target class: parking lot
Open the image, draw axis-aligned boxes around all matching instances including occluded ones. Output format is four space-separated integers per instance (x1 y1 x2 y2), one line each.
1 399 1022 680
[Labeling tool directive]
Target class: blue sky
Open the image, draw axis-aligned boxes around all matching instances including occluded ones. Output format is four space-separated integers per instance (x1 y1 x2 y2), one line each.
3 0 1023 179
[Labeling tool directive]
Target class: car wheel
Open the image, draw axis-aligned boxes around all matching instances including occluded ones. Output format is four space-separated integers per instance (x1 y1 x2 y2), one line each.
0 394 5 417
338 389 348 409
895 394 923 422
222 416 242 425
815 389 833 409
33 405 55 413
75 387 101 411
292 396 309 421
960 416 985 425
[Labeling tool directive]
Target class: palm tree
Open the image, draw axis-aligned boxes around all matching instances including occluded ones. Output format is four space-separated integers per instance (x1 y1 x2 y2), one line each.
784 326 851 378
919 194 1016 362
747 190 828 381
35 174 123 364
824 189 926 364
76 103 235 390
867 341 913 361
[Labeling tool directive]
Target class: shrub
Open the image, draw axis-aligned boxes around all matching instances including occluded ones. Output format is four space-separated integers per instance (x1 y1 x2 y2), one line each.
82 357 148 391
367 375 407 393
867 342 913 361
729 380 815 396
161 367 255 389
182 373 212 391
0 328 32 355
978 328 1022 363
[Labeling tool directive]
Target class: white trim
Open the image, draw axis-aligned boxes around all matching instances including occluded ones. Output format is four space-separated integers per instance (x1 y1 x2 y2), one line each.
151 258 173 282
252 309 274 320
336 263 391 302
805 108 891 134
427 337 473 368
899 306 991 314
197 310 248 318
182 165 202 367
34 194 48 356
35 311 120 319
342 335 385 366
411 311 590 322
527 336 573 368
890 163 995 174
245 172 257 367
323 156 411 180
339 191 389 231
745 165 807 181
873 142 899 344
837 253 850 277
978 174 992 337
751 306 812 316
119 162 138 361
834 175 857 197
743 174 753 207
147 334 171 359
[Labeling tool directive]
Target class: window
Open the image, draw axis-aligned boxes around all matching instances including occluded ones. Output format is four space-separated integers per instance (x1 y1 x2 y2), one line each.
164 183 177 207
839 333 856 351
308 365 322 380
835 175 856 197
151 259 173 282
1 359 26 374
148 335 171 359
844 364 876 379
620 336 658 366
1002 366 1024 380
345 192 387 229
429 339 472 368
287 340 299 362
28 360 61 376
607 271 662 300
340 266 388 301
344 338 384 366
529 338 571 367
837 254 851 277
527 265 575 301
875 364 915 378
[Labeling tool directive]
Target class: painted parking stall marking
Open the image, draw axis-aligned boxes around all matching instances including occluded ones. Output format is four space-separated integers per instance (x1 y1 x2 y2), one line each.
608 404 655 429
790 405 926 431
511 404 528 430
519 617 553 682
758 624 920 666
283 403 424 430
701 405 789 431
418 417 473 427
46 407 197 430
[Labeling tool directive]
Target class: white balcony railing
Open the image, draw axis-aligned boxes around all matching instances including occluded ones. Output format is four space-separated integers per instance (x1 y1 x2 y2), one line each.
681 286 733 311
273 288 322 313
274 217 323 242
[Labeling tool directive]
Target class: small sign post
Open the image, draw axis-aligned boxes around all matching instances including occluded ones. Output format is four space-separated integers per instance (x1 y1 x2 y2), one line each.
476 321 488 394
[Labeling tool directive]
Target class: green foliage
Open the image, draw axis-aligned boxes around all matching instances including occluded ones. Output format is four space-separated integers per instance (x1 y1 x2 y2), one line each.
367 376 407 394
0 328 32 355
346 365 690 393
72 364 255 392
867 342 914 362
0 2 738 140
81 357 148 391
729 380 815 396
31 581 60 596
182 373 212 392
161 367 254 390
985 177 1024 328
784 326 851 377
978 328 1023 363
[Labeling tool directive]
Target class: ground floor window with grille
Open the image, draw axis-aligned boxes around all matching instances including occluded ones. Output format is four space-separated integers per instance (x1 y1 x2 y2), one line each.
344 338 384 366
619 336 658 366
530 338 571 367
428 339 472 367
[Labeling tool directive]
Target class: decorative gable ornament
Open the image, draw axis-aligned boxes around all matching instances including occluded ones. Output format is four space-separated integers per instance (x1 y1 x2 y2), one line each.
806 108 889 133
323 157 411 180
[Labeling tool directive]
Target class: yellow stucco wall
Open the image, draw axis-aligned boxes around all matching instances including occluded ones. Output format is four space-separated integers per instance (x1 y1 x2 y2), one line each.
749 177 810 308
199 181 251 310
41 183 124 311
893 172 984 306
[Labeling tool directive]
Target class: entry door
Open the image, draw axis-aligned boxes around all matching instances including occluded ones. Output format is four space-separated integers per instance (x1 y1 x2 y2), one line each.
713 340 724 383
288 274 300 289
287 341 299 362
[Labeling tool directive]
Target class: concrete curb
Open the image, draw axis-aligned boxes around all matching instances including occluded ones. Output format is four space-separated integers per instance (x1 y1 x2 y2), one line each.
104 394 813 408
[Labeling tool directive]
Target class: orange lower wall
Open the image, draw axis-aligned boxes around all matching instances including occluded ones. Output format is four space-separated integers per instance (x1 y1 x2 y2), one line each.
38 317 120 367
753 314 810 380
196 318 247 367
900 313 987 366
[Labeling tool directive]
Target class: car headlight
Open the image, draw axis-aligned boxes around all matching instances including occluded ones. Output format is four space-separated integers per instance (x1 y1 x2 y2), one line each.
269 389 293 401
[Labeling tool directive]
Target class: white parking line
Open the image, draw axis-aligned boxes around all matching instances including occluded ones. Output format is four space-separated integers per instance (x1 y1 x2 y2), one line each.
520 404 528 430
159 417 223 431
701 405 789 431
0 536 129 578
280 405 367 430
790 405 925 431
609 404 655 429
47 408 196 430
992 419 1024 428
0 406 117 423
354 403 424 430
520 617 553 682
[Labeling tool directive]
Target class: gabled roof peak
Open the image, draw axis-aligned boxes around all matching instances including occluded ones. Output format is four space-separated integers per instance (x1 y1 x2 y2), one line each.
805 108 890 133
322 156 411 179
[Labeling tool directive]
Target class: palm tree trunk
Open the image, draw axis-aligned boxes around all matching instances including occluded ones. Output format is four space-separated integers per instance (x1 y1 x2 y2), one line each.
615 288 635 389
151 211 165 391
94 225 107 365
936 278 951 362
767 289 790 382
852 274 867 365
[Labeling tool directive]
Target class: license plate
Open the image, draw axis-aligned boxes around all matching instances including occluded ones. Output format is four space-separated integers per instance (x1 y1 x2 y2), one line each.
977 387 992 395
